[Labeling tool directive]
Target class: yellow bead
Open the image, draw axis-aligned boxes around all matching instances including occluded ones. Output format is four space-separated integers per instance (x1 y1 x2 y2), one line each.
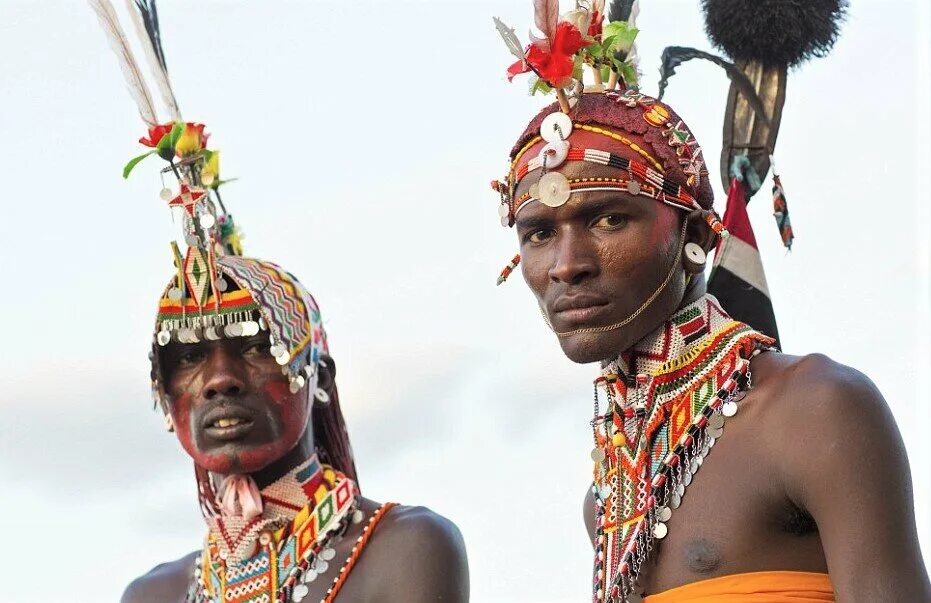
612 433 626 447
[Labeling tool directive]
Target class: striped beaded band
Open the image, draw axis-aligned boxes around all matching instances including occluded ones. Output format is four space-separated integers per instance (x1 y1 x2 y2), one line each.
514 149 701 215
322 502 398 602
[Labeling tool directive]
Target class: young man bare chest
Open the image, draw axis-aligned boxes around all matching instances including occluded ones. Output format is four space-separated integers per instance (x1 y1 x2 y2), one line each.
584 351 928 599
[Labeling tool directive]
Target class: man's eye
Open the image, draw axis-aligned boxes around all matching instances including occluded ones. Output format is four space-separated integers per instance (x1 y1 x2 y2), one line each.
177 351 207 366
526 229 555 244
242 341 270 356
592 214 628 229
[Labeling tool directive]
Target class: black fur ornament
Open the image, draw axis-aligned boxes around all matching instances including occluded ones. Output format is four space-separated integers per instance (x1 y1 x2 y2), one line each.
701 0 848 66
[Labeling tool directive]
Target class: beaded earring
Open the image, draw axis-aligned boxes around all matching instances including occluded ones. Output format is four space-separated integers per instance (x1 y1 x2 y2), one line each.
497 254 521 286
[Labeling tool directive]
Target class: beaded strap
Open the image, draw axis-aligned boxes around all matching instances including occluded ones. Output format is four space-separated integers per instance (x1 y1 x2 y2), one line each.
322 502 399 603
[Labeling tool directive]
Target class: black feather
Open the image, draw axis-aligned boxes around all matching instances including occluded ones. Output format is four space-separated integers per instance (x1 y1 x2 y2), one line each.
657 46 770 128
701 0 847 66
132 0 168 72
607 0 635 24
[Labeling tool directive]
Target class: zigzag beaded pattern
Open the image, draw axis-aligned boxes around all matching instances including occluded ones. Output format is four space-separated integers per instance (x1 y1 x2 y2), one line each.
590 295 774 602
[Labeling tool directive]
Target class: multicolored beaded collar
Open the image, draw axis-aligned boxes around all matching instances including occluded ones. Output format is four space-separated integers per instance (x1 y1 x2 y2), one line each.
188 456 379 603
590 295 774 602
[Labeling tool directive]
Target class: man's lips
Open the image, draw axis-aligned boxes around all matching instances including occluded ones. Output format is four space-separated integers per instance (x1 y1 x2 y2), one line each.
550 294 611 325
201 405 256 442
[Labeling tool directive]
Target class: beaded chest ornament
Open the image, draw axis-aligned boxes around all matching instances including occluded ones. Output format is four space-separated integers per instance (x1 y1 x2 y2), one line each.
590 295 773 601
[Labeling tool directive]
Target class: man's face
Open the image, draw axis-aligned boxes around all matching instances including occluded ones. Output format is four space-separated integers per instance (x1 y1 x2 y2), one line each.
514 161 688 363
161 333 310 474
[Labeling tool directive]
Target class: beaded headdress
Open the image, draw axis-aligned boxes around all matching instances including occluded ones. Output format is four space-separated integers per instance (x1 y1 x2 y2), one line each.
491 0 726 285
91 0 328 424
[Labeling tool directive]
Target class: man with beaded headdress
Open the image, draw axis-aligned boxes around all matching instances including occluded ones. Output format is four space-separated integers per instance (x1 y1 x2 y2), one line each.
491 1 929 601
89 2 469 602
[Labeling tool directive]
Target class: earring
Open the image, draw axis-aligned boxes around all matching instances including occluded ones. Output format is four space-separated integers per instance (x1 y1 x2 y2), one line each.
314 387 330 404
164 413 175 432
683 242 706 269
497 254 521 286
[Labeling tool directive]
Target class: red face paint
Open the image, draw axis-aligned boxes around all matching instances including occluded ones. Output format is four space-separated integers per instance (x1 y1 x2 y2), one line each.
167 370 310 474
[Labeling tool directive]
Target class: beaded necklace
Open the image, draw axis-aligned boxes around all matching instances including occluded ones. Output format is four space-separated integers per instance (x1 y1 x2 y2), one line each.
187 456 362 603
590 295 774 603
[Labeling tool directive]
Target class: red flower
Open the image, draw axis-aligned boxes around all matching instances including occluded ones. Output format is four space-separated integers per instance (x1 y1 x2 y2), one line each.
588 10 603 37
139 123 174 148
507 22 589 88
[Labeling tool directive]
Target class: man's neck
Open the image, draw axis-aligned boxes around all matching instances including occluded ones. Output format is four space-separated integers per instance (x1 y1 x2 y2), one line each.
250 427 316 490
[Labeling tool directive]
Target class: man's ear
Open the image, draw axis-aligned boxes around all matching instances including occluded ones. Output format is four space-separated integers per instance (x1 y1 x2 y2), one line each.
686 210 719 254
317 353 336 395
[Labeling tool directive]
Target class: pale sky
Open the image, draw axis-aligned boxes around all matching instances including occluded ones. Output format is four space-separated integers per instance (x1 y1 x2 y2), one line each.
0 1 928 602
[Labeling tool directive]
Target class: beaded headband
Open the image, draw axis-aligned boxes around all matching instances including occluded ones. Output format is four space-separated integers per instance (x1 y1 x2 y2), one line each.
91 0 327 413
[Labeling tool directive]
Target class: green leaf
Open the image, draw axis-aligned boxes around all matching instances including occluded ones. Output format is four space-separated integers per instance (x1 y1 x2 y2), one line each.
167 121 184 146
600 65 612 82
620 61 639 88
529 76 553 96
122 150 156 179
603 22 639 54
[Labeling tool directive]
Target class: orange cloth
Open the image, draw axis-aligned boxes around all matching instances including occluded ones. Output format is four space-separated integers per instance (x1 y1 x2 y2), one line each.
644 571 834 602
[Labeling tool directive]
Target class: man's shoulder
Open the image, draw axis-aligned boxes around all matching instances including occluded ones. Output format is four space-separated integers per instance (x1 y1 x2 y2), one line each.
369 503 467 562
752 351 888 424
750 351 900 469
121 551 199 603
357 502 469 600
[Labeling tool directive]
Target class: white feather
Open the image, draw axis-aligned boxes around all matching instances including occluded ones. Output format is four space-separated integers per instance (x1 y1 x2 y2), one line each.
89 0 158 126
124 0 182 121
493 17 525 60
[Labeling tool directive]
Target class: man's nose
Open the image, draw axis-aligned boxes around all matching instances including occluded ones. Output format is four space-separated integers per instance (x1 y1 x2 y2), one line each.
548 229 600 285
201 347 246 400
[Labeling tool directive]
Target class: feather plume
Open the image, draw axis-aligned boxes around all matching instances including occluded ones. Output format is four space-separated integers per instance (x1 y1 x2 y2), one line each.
702 0 847 66
89 0 158 126
657 46 770 129
493 17 525 60
607 0 635 24
125 0 181 121
534 0 559 41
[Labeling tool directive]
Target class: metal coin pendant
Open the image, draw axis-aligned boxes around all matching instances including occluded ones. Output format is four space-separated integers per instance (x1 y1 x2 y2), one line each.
291 584 309 602
540 111 573 142
722 401 738 417
270 343 286 358
320 547 336 561
591 447 606 463
627 180 641 195
538 172 571 207
675 483 685 497
302 569 319 583
276 351 291 366
670 492 681 509
683 471 693 486
315 559 329 574
653 522 668 539
656 506 672 522
167 287 183 301
708 414 725 430
498 203 510 218
157 330 171 346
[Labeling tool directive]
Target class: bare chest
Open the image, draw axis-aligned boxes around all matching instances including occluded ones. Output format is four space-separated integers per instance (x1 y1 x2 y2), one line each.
635 411 827 594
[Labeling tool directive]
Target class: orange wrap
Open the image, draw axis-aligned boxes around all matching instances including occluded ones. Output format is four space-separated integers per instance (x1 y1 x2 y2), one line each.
645 571 834 602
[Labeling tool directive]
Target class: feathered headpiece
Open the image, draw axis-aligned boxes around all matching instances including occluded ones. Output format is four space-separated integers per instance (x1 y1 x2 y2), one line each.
90 0 357 481
490 0 726 285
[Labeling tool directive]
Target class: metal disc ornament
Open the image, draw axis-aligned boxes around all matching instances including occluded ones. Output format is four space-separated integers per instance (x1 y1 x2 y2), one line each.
291 584 309 602
656 506 672 522
160 187 173 201
157 330 171 346
653 522 668 539
199 213 216 229
539 140 570 169
538 172 571 207
722 401 738 417
167 287 183 301
540 111 573 142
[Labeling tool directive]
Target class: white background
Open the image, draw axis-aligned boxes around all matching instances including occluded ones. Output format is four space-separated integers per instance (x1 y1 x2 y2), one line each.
0 1 928 601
